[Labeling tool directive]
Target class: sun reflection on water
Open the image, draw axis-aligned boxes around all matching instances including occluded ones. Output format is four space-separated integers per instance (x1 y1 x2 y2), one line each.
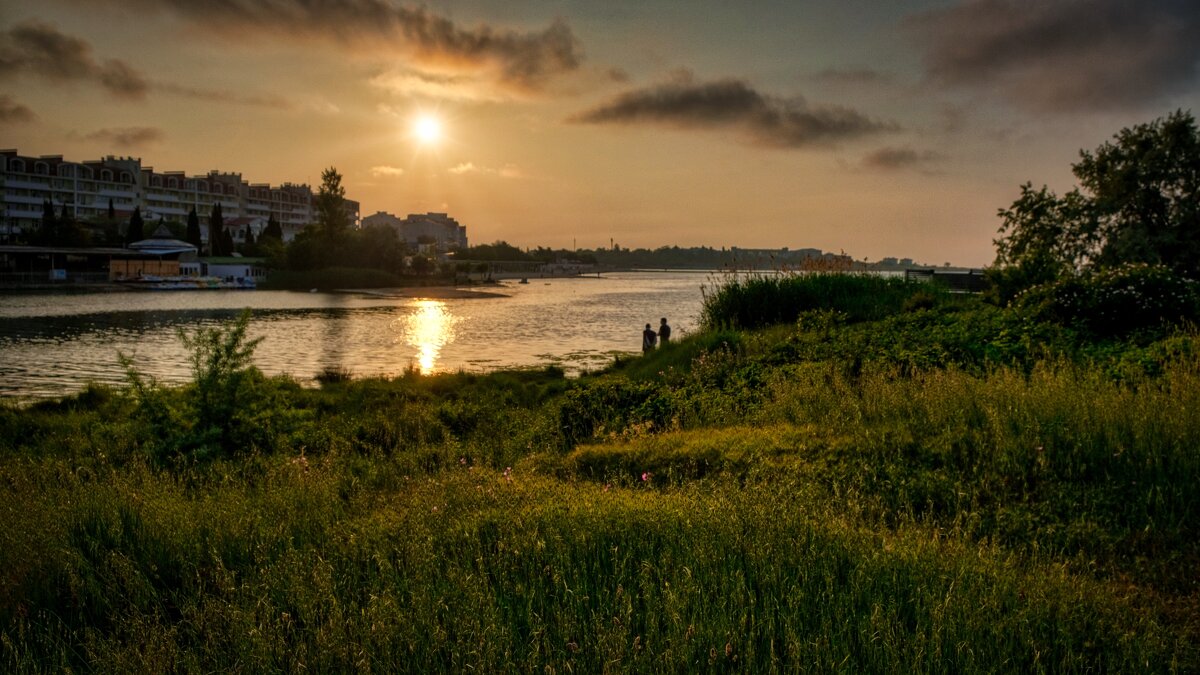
401 300 457 374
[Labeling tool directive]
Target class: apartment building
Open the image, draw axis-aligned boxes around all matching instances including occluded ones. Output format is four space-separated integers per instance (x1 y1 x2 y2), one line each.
1 150 360 243
361 210 468 252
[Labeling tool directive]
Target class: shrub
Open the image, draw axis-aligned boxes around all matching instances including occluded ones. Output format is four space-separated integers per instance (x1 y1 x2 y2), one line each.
1014 264 1200 338
558 378 677 448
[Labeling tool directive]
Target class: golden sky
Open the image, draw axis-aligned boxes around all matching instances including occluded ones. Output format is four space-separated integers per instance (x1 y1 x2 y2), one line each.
3 0 1199 266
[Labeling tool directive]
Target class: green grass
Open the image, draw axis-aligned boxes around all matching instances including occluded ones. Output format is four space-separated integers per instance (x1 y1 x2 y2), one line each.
1 290 1198 672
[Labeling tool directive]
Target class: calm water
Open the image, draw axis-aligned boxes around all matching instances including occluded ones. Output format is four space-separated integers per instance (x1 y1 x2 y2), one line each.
0 271 711 399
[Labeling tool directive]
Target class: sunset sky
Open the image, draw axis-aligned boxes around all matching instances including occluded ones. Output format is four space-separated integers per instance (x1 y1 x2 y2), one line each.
2 1 1199 266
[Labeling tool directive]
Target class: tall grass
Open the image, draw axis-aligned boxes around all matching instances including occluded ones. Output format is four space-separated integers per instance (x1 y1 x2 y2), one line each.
0 462 1181 672
700 272 944 330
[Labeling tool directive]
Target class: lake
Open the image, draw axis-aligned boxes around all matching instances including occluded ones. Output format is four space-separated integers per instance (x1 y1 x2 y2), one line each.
0 271 713 400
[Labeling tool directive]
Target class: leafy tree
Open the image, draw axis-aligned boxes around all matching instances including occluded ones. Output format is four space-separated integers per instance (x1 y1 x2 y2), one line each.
127 206 144 244
209 202 225 256
56 202 90 247
186 207 202 249
992 110 1200 300
315 166 348 238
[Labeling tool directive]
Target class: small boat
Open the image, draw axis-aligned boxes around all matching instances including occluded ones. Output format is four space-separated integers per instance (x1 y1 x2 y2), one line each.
518 278 529 284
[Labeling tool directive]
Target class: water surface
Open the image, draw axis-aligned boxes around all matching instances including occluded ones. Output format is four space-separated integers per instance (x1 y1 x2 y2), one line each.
0 271 710 399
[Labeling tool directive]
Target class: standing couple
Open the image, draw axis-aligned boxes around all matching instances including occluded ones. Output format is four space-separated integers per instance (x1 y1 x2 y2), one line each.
642 317 671 353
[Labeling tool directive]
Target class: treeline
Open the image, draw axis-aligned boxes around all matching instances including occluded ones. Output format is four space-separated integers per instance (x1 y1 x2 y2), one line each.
451 241 849 270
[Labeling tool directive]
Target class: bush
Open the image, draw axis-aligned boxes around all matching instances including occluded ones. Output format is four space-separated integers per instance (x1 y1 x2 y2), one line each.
558 379 677 448
1014 264 1200 338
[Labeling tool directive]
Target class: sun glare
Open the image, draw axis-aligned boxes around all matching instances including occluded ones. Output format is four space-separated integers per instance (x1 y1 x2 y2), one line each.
413 114 442 145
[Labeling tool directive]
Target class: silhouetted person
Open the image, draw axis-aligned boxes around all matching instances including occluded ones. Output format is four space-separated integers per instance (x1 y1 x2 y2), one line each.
642 323 657 353
658 317 671 345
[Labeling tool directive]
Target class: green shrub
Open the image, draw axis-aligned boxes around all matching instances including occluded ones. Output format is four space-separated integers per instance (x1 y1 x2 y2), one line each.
558 378 678 448
1015 264 1200 337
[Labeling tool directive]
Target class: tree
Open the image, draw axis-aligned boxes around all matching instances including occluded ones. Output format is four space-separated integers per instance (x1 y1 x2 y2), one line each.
262 214 283 241
38 199 57 245
127 206 144 244
186 207 202 249
209 203 225 256
993 110 1200 293
315 166 348 239
221 228 235 258
107 198 116 222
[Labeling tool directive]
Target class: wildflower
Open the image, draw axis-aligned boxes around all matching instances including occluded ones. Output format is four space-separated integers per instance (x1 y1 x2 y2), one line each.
641 472 650 482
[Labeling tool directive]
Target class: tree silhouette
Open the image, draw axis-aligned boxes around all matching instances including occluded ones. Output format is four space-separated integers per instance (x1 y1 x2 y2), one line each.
262 214 283 241
209 203 225 256
127 207 144 245
186 207 202 249
994 110 1200 291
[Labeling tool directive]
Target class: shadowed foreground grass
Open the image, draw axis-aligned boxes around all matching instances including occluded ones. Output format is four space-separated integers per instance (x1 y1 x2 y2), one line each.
0 463 1181 673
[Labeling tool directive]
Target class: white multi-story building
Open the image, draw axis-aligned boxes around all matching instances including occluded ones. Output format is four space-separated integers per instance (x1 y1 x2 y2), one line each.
1 150 360 243
362 210 468 252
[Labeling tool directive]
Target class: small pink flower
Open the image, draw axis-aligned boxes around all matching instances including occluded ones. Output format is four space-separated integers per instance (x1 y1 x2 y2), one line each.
641 472 650 482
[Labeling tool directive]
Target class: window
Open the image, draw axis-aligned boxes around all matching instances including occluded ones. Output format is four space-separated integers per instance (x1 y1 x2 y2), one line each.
9 158 24 172
100 169 113 181
151 176 162 187
120 171 133 184
34 162 49 175
168 177 178 189
58 164 74 177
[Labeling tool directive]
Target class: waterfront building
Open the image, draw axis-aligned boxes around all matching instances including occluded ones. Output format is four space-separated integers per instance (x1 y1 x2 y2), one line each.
361 210 468 253
0 149 360 243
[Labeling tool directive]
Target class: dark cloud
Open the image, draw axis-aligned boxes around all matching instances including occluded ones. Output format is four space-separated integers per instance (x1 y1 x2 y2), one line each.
568 75 894 148
0 94 36 123
0 21 149 99
907 0 1200 112
861 146 943 171
0 21 293 108
82 126 164 148
59 0 584 91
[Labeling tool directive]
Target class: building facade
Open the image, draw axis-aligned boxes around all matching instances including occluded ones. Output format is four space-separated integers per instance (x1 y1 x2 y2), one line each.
1 150 360 243
362 210 468 252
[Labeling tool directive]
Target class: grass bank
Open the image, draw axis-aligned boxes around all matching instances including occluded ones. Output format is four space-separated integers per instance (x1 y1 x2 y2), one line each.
1 274 1196 672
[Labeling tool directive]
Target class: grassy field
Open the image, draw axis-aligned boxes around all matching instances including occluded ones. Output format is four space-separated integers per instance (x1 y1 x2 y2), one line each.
1 274 1196 672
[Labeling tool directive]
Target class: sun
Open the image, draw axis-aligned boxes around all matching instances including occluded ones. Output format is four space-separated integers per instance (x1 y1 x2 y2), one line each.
412 114 443 145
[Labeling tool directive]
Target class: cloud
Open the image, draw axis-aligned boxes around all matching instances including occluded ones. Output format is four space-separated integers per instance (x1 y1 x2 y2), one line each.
0 94 35 123
861 146 943 171
448 162 524 178
0 21 149 99
156 83 292 109
82 126 164 148
811 67 894 86
371 165 405 177
906 0 1200 112
61 0 584 92
568 73 895 148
